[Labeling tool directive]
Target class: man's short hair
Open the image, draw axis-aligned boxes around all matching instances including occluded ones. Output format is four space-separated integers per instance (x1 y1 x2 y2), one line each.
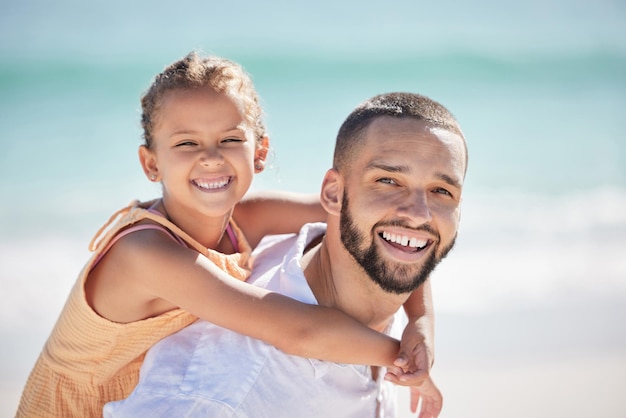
333 92 465 171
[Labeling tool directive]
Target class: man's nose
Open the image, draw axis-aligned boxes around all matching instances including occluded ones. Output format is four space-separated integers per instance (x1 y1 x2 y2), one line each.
396 190 432 224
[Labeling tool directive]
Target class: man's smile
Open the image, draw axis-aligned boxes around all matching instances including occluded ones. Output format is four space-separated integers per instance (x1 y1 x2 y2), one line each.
378 229 433 255
381 231 428 250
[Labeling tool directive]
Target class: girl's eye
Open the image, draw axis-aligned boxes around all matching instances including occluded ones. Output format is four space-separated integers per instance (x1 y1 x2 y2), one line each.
175 141 196 147
222 137 243 143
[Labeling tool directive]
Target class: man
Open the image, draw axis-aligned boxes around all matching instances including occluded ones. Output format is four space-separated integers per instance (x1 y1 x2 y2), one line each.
104 92 467 418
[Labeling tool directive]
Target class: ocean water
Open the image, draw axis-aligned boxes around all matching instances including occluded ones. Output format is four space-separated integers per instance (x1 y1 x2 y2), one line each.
1 1 625 417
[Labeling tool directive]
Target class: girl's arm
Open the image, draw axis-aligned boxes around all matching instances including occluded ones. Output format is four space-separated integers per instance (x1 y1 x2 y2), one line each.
235 192 438 374
86 229 400 367
233 191 325 249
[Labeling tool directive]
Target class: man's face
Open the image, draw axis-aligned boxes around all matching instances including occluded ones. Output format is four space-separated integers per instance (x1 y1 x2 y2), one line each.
339 116 466 294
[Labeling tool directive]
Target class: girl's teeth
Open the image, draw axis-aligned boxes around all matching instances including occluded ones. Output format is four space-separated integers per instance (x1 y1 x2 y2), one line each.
196 178 229 189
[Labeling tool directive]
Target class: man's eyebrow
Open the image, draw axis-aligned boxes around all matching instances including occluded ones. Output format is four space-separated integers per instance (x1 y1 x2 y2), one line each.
365 161 410 173
367 161 462 187
368 162 462 187
437 173 462 189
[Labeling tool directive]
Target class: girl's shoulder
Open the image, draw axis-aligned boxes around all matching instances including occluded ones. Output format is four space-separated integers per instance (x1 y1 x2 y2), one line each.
89 199 208 256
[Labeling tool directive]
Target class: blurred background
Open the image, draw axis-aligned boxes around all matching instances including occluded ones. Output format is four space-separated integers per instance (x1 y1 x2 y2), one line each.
1 0 625 416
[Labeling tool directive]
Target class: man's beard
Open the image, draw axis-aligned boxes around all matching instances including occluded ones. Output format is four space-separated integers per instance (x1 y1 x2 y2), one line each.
339 193 456 294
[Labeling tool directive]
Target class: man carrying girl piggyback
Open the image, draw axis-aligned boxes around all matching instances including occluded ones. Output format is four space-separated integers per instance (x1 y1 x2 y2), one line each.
17 51 440 417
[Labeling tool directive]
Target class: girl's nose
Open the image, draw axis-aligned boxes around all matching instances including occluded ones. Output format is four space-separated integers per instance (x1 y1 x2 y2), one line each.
200 147 224 167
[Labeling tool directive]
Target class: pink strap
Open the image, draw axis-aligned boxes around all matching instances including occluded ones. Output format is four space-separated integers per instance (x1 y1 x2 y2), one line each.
146 203 239 252
225 223 239 253
91 223 187 269
146 206 239 252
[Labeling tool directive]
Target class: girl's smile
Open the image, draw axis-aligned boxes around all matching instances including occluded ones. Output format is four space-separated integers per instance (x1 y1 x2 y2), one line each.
192 176 233 192
140 86 261 236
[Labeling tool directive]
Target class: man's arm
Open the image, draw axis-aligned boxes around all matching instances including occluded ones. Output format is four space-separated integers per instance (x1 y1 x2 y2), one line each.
233 191 325 248
385 279 441 415
400 279 435 372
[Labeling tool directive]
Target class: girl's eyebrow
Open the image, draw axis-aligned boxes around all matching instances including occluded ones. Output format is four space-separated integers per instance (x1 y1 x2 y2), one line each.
170 129 198 136
170 126 244 136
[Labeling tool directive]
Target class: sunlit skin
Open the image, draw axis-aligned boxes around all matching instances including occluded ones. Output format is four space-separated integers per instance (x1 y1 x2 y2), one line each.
19 51 447 418
313 116 466 416
85 85 419 369
88 87 437 384
139 86 260 251
86 87 440 382
318 115 466 333
339 116 466 296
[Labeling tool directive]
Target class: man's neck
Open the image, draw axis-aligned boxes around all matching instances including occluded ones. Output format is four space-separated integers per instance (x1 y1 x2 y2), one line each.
301 236 407 333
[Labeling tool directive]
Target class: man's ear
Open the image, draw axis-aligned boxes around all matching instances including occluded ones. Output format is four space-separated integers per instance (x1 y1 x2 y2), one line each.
138 145 160 182
320 168 343 216
254 136 270 173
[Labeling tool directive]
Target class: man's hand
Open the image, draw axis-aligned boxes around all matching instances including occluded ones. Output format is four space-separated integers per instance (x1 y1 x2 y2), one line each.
409 377 443 417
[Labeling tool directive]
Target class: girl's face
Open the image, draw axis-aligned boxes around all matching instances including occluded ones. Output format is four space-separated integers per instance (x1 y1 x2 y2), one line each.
141 86 263 220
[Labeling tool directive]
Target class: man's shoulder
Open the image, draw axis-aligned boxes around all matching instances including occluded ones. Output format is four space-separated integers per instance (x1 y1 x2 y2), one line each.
253 232 298 258
252 223 327 259
249 223 326 288
247 232 298 289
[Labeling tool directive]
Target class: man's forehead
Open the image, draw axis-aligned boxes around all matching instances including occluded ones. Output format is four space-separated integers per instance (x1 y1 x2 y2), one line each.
360 117 467 179
365 117 465 152
366 116 431 134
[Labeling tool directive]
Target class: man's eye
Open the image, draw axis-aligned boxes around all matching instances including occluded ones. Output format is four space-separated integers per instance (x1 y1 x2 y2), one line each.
434 187 452 197
378 178 397 185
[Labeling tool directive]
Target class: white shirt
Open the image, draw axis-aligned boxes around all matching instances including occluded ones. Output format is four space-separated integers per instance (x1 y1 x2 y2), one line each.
104 223 399 418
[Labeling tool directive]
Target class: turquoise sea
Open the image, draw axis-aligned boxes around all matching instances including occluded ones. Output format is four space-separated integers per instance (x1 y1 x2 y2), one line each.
1 1 625 417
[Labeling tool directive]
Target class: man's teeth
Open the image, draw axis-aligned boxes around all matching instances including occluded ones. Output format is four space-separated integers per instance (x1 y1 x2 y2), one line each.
196 178 230 189
382 231 427 249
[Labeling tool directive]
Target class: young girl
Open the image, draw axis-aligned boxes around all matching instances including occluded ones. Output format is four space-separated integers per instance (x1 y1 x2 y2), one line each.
17 51 438 417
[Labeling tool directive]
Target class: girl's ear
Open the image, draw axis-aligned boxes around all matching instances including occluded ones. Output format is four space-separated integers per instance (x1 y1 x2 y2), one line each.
254 136 270 173
139 145 160 182
320 168 343 216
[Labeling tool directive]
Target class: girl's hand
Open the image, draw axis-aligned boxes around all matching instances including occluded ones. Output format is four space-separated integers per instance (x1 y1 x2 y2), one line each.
384 317 441 416
385 313 434 384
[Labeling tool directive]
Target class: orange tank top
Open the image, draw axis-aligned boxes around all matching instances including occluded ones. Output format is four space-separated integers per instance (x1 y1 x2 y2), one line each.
15 199 252 417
